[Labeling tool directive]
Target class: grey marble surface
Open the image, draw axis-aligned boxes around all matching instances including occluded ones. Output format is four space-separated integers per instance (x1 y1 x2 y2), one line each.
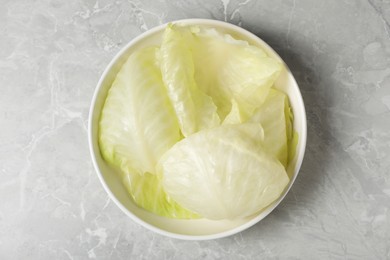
1 0 390 259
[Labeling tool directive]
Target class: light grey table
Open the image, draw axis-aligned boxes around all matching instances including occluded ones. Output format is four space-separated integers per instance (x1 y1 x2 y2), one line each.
1 0 389 259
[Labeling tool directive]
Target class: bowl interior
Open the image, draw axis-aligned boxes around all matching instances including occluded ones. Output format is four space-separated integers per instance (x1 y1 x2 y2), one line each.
89 19 307 240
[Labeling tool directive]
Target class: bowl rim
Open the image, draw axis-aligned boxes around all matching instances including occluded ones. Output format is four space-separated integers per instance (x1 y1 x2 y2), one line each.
88 18 307 240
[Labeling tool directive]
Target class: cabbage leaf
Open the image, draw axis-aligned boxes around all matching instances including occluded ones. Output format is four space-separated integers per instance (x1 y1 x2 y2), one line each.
99 47 197 218
158 123 289 220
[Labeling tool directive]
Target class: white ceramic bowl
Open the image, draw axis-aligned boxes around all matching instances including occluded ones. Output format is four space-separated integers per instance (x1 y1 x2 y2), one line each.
88 19 307 240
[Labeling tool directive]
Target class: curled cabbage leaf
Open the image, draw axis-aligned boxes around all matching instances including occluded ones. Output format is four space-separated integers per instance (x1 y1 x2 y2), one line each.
192 27 283 120
250 89 293 167
159 24 220 137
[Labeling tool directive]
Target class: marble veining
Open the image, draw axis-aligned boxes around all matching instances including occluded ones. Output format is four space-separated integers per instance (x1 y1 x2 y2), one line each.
0 0 389 259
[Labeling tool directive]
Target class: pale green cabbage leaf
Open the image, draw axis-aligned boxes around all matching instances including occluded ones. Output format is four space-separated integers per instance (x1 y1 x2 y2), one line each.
158 123 289 220
250 89 292 167
159 24 220 137
99 47 198 218
191 27 283 121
